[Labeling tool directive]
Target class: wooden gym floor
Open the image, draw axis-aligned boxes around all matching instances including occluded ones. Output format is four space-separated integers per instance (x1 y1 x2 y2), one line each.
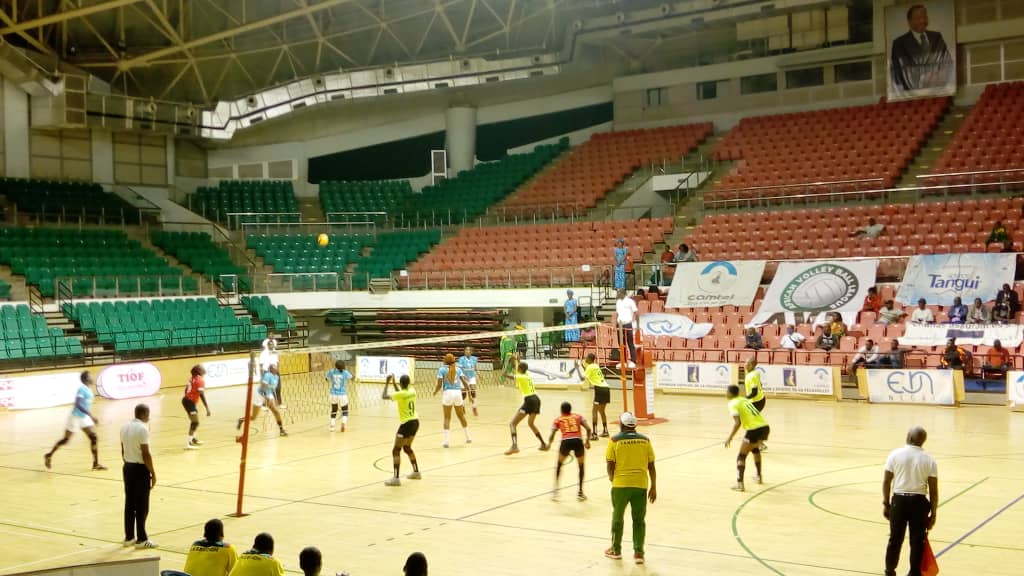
0 382 1021 575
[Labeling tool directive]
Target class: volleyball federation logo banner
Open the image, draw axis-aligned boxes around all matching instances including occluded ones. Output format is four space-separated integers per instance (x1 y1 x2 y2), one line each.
639 313 713 340
753 365 837 396
751 259 878 325
356 356 414 383
666 260 765 309
1005 371 1024 408
655 362 736 391
896 253 1015 306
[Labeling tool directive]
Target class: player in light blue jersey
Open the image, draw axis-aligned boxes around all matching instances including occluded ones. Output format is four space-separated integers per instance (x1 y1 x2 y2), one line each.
433 353 471 447
237 364 287 437
457 346 480 416
45 370 106 471
325 360 354 432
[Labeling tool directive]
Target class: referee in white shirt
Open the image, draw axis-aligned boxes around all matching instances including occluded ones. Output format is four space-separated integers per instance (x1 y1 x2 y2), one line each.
882 426 937 576
614 289 638 368
121 404 157 549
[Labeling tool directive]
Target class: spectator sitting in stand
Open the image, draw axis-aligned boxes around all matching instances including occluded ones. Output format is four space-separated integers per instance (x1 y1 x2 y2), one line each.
983 339 1011 378
967 297 991 324
817 325 837 351
829 313 848 338
744 327 763 350
880 340 906 369
946 297 968 324
778 325 806 350
878 300 907 325
939 338 969 371
656 245 675 286
994 284 1020 322
675 243 698 263
863 287 882 314
850 339 881 371
910 298 935 324
848 217 885 238
986 220 1010 248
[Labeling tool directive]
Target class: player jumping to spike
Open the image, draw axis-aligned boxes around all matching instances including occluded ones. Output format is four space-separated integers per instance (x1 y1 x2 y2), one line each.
433 353 471 448
457 346 480 416
384 375 421 486
505 361 549 455
325 360 353 432
547 401 592 501
44 371 106 471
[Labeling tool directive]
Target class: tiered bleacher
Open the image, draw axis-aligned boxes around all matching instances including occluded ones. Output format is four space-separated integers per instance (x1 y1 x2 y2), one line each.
0 279 10 299
351 230 442 289
709 98 949 203
0 178 140 224
689 197 1024 261
407 218 673 287
242 295 297 332
320 180 412 223
151 231 251 291
63 298 267 353
351 309 505 361
248 232 369 290
931 81 1024 179
0 228 194 297
395 141 567 225
192 181 299 228
498 123 713 217
0 305 82 361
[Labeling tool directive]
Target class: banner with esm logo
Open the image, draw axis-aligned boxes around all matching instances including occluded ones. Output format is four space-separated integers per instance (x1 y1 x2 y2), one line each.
753 365 837 397
865 369 958 406
655 362 737 392
666 260 766 309
1006 371 1024 409
896 253 1015 307
356 356 414 383
751 259 878 325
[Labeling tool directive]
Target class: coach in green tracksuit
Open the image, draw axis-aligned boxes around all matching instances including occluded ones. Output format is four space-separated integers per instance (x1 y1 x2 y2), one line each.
604 412 657 565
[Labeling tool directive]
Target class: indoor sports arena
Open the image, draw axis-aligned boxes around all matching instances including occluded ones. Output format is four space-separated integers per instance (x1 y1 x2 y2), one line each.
0 1 1022 575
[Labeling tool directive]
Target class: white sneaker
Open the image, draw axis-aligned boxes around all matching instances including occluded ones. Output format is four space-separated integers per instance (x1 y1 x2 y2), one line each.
135 540 158 549
185 444 199 450
627 362 637 369
731 482 745 492
329 424 335 432
122 539 135 547
406 471 422 480
384 477 401 487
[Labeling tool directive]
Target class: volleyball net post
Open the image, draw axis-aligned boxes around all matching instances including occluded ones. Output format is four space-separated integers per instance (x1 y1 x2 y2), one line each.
230 351 256 518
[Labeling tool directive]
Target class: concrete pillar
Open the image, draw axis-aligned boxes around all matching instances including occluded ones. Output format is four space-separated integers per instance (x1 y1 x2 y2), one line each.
3 78 30 178
445 107 477 175
90 130 114 185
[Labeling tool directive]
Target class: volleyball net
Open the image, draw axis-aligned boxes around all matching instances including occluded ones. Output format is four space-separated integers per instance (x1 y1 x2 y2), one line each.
232 322 601 515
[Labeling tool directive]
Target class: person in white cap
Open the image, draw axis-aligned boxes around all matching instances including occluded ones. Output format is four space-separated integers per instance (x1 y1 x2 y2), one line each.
604 412 656 565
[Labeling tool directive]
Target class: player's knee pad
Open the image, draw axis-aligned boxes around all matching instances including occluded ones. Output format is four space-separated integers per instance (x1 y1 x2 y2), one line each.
330 403 339 417
341 405 349 417
751 448 761 455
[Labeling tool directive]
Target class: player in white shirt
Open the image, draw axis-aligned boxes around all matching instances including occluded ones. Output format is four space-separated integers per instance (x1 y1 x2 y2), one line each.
45 371 106 471
433 353 471 447
457 346 480 416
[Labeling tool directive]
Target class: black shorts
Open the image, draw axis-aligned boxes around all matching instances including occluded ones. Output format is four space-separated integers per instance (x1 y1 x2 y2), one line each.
396 419 420 438
593 386 611 405
182 397 197 414
745 426 770 444
559 438 585 457
520 394 541 415
752 398 766 412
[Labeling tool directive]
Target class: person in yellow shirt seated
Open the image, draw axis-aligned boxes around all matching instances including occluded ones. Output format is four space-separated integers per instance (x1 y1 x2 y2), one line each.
724 385 771 493
184 519 237 576
228 533 284 576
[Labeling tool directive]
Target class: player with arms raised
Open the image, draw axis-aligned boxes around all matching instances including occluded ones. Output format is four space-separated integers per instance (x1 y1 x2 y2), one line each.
546 401 592 501
505 361 549 455
237 365 288 437
384 375 421 486
325 360 353 432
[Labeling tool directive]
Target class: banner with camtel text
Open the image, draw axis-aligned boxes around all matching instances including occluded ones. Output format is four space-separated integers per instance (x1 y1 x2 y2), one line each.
666 260 766 309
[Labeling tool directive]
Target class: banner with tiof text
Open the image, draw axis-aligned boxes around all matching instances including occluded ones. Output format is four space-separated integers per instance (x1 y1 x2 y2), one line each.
896 253 1015 306
666 260 766 309
900 323 1024 348
751 259 879 326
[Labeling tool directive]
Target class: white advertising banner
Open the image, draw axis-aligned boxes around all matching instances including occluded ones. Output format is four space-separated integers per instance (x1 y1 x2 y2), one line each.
0 371 82 410
639 313 713 340
900 323 1024 348
202 357 255 389
752 365 837 396
866 369 956 405
1006 371 1024 408
356 356 414 383
752 259 879 325
896 254 1015 306
96 363 162 400
666 260 766 309
525 359 583 387
655 361 737 391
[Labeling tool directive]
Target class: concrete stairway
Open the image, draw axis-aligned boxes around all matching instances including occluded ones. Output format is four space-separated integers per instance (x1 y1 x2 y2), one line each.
895 105 970 190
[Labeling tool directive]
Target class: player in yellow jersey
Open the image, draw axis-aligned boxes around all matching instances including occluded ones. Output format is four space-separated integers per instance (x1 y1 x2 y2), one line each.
384 375 421 486
504 362 550 455
724 384 770 492
579 353 610 439
744 356 767 450
184 519 238 576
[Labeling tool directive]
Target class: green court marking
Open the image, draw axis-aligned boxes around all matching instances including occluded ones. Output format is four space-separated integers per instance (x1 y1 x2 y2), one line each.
805 476 990 526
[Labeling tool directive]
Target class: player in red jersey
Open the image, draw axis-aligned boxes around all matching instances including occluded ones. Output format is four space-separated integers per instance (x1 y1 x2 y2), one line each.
546 401 592 501
183 365 211 450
